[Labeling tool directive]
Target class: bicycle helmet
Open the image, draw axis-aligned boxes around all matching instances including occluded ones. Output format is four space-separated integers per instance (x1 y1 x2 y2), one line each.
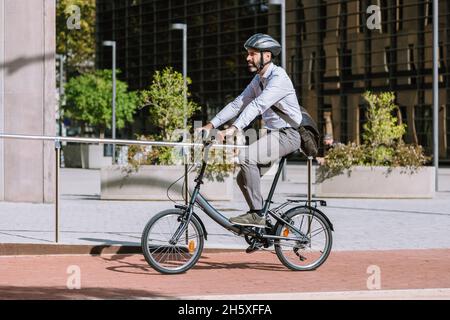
244 33 281 56
244 33 281 71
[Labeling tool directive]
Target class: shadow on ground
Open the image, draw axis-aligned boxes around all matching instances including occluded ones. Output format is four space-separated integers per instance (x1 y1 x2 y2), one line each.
77 239 141 254
101 253 287 275
0 286 175 300
88 244 141 255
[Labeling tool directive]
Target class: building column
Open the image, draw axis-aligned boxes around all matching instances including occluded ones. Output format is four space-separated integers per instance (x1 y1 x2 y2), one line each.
0 0 56 203
0 0 5 200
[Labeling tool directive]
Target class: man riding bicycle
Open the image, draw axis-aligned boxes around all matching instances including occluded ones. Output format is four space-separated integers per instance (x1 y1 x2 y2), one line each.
198 33 302 229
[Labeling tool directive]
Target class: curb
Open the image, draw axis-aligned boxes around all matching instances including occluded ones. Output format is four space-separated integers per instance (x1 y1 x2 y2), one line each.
0 243 243 256
178 288 450 300
0 243 141 256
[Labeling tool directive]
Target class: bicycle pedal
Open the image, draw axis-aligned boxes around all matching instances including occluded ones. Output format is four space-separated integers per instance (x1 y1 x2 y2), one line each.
245 242 263 254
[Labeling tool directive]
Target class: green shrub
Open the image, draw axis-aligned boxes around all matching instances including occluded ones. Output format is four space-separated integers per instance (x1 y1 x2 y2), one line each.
317 91 430 182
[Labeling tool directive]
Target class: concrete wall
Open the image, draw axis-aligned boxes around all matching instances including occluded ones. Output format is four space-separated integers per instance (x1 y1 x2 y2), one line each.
0 0 56 203
0 0 5 200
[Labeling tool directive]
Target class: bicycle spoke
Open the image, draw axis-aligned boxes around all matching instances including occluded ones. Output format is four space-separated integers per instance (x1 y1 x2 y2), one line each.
186 233 199 240
174 245 191 261
155 246 170 264
172 246 182 262
309 227 326 239
299 215 305 231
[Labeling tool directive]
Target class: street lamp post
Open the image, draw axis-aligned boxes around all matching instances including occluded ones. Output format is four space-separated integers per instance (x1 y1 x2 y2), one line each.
269 0 287 181
171 23 189 205
103 40 117 164
432 0 439 191
269 0 286 69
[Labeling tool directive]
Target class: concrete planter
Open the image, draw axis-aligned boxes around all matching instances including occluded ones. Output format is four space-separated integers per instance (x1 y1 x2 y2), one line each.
315 166 435 198
100 165 234 201
86 144 113 169
63 144 112 169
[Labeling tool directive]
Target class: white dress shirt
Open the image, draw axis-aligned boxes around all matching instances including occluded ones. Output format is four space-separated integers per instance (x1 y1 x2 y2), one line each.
210 63 302 130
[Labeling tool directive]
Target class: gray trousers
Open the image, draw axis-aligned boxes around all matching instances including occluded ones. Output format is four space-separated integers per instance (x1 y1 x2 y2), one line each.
237 127 301 211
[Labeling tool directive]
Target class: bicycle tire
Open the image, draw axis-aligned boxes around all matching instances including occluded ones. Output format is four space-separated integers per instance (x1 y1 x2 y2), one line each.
141 209 204 274
274 206 333 271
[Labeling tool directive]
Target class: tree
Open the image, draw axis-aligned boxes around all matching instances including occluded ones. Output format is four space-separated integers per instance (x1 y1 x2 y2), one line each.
362 91 406 146
140 67 201 141
127 67 201 168
64 69 140 138
126 68 235 182
56 0 95 75
362 91 407 164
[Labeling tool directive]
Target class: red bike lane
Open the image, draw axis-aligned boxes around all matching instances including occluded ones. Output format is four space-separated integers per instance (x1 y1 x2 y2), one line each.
0 248 449 299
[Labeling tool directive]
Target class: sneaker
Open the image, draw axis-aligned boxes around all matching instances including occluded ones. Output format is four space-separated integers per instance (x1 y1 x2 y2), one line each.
229 212 266 228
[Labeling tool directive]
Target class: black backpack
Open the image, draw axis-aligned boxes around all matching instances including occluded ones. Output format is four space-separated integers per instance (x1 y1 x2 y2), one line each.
271 105 320 158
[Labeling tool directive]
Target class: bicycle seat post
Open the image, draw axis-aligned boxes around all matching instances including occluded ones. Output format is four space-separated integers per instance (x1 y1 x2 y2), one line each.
262 156 287 219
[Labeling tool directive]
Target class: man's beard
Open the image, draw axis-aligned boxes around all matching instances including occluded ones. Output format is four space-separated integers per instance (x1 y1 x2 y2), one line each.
247 62 258 73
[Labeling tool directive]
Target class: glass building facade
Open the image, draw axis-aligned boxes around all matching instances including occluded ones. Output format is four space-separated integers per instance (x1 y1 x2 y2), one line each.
96 0 450 162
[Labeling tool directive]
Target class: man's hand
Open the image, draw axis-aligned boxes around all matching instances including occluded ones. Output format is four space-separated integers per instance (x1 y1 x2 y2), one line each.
194 122 214 139
216 125 238 143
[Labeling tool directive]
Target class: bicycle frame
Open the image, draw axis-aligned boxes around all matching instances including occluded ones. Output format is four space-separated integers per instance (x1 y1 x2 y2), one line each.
170 140 311 244
193 159 285 229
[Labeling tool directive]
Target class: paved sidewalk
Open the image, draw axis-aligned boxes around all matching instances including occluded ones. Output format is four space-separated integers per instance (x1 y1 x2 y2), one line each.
0 249 449 299
0 165 449 251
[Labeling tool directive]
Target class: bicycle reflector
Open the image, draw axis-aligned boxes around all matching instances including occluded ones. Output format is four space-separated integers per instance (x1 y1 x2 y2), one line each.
283 228 289 237
188 240 195 253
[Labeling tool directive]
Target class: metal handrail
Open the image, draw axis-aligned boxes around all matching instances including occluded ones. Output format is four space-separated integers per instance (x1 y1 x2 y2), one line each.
0 133 248 149
0 132 248 243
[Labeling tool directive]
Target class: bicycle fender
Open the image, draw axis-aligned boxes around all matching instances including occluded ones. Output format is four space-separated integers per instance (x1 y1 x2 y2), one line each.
283 205 334 231
192 212 208 241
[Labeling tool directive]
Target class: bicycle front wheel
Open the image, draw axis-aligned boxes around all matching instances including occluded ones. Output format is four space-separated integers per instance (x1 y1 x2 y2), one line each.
274 207 332 271
141 209 204 274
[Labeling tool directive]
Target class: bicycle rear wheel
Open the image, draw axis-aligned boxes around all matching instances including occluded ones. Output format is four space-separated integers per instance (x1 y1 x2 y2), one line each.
141 209 204 274
274 207 332 271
